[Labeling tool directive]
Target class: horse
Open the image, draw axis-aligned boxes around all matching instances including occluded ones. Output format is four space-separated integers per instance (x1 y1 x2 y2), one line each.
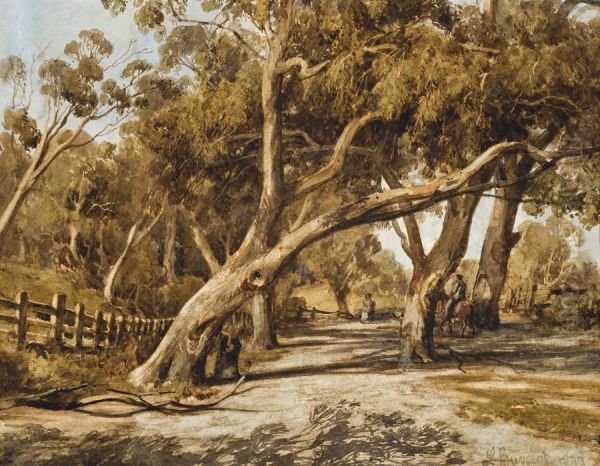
439 298 476 337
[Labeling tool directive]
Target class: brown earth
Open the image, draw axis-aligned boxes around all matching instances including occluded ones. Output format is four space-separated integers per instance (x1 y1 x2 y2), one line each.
1 315 599 465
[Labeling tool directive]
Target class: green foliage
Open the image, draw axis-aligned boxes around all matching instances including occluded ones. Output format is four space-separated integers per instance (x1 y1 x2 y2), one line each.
0 56 27 104
301 226 384 302
539 286 599 330
101 0 127 14
508 216 582 288
34 32 145 116
3 108 40 148
356 249 409 297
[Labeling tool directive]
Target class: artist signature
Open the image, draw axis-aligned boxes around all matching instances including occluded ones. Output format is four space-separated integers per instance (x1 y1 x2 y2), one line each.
484 446 588 465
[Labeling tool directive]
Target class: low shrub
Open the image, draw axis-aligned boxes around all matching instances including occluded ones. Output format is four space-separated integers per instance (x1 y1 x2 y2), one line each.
535 286 600 330
0 340 141 396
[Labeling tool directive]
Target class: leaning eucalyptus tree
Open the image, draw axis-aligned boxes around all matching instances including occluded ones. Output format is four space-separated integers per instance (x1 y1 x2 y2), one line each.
102 0 600 386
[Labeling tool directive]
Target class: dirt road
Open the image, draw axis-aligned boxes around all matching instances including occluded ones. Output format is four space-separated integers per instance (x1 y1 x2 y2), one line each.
1 318 599 465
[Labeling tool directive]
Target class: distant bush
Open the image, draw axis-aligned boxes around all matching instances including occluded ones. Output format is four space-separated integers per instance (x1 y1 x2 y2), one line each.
535 286 600 330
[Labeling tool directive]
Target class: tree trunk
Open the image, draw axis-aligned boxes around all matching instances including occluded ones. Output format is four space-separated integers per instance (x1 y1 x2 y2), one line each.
128 264 251 387
103 224 137 302
399 269 441 365
477 183 525 329
190 224 221 275
476 126 556 328
399 194 482 364
16 234 26 262
0 172 33 254
68 220 80 261
163 210 177 283
334 290 350 313
483 0 499 23
251 290 278 349
98 221 109 272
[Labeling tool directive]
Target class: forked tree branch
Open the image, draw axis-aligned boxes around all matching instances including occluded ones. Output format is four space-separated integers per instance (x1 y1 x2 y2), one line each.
287 113 383 202
180 207 222 276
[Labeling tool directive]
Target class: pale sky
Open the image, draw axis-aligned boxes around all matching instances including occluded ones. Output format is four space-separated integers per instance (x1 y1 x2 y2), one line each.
0 0 598 269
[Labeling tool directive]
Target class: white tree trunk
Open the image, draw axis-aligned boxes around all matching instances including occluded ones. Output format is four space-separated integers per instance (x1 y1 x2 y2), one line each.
68 221 80 261
163 210 177 283
103 224 137 302
0 174 32 252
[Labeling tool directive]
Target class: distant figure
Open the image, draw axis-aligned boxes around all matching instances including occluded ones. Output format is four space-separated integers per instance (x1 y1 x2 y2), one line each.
214 335 242 380
360 293 376 323
473 273 491 327
440 274 467 332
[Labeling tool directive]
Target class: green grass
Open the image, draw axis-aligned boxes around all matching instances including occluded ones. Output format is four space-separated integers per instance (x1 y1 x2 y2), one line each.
464 390 600 444
436 372 600 445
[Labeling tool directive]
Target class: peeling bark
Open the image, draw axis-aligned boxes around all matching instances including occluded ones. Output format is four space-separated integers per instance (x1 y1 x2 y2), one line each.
128 264 250 387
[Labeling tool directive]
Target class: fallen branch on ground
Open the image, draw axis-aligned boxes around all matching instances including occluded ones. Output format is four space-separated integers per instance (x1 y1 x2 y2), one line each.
0 377 245 416
445 347 466 373
441 346 536 374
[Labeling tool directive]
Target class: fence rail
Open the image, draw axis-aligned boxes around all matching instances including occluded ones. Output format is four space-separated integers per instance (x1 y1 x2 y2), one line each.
0 291 174 352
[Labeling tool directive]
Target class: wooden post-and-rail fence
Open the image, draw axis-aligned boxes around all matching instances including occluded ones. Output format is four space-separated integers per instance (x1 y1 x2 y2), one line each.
0 291 174 352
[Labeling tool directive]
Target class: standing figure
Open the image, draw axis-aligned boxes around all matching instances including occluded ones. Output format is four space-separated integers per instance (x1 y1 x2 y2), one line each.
360 293 376 323
440 274 467 333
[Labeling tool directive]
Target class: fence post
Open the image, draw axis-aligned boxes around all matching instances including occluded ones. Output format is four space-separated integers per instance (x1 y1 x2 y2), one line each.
74 303 85 350
107 312 116 347
94 310 104 349
132 317 140 338
125 316 134 341
116 315 125 345
15 291 28 350
51 294 66 346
